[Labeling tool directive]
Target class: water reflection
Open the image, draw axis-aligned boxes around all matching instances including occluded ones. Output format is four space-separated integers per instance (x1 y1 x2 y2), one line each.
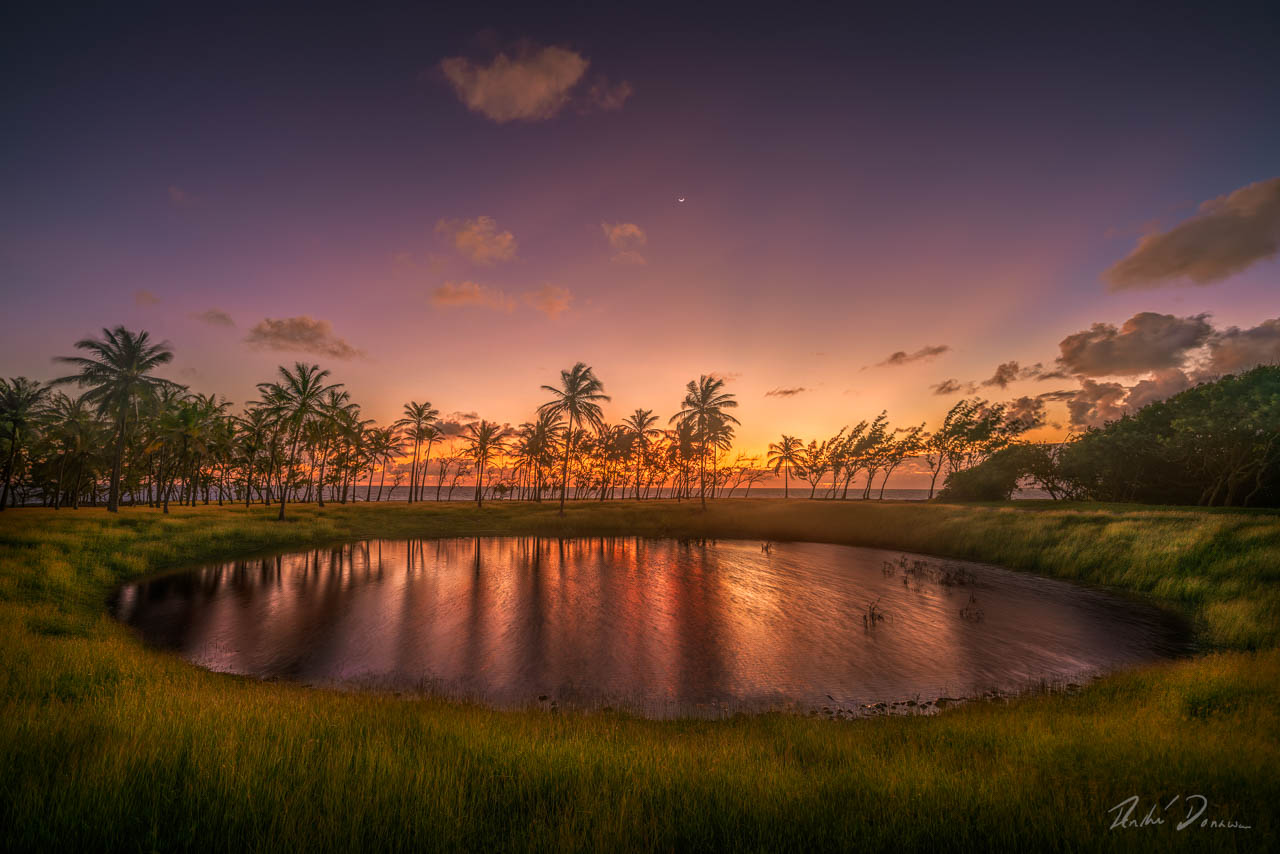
113 537 1188 717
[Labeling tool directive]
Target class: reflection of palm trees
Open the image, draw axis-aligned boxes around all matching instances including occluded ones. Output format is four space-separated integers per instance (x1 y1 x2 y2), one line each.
670 375 739 509
53 326 177 512
767 435 803 499
539 363 610 515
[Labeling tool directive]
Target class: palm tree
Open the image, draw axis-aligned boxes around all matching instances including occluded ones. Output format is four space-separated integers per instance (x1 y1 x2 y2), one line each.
40 390 103 509
623 408 661 499
0 377 51 510
52 327 177 512
256 363 341 520
395 401 438 503
463 420 505 507
669 375 739 509
767 434 804 499
539 363 610 514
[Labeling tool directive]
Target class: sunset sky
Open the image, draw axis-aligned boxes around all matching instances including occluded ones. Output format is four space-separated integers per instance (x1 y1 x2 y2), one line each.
4 2 1278 481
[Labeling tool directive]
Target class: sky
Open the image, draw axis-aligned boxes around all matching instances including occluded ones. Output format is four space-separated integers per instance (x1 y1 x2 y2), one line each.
3 1 1279 482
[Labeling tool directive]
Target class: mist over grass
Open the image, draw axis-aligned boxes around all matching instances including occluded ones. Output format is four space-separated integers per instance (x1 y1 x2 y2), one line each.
2 500 1277 850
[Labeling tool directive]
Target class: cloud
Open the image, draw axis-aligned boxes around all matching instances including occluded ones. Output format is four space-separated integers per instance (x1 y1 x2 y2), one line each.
601 221 647 264
523 284 573 318
167 185 194 206
981 361 1021 388
764 387 808 398
1065 379 1130 429
1125 368 1192 411
585 77 633 112
1104 177 1280 288
193 308 234 327
930 378 974 396
1004 396 1047 430
134 289 161 306
1204 318 1280 375
431 281 515 312
244 316 362 359
981 360 1057 388
437 411 480 437
1057 312 1213 377
876 344 949 367
440 45 589 123
437 216 517 265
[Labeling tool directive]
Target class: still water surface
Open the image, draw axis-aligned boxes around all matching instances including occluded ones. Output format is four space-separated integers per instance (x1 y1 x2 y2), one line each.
113 538 1187 716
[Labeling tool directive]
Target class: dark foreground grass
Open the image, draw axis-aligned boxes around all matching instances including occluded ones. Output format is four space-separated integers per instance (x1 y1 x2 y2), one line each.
1 500 1277 851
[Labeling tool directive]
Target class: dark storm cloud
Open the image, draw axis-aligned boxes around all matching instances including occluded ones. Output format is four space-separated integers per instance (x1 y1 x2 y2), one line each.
244 316 362 359
1105 177 1280 289
1056 312 1212 377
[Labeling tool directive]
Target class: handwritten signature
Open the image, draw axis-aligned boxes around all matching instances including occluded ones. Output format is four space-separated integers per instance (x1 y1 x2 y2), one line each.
1108 795 1251 831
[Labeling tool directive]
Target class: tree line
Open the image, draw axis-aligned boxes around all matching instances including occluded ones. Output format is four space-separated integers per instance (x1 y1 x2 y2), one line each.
16 324 1256 514
937 365 1280 507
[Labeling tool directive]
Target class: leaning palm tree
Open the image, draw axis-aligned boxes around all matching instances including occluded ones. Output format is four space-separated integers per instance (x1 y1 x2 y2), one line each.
463 420 505 507
52 327 177 512
538 363 610 514
669 375 739 509
767 434 804 499
256 363 341 520
0 377 51 510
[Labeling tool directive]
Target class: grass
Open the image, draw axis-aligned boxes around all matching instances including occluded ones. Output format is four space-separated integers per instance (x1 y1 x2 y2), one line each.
1 499 1277 851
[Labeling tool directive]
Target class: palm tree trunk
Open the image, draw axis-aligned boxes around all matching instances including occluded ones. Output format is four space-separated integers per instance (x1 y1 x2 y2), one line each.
279 429 301 521
107 408 127 513
408 437 420 503
558 416 574 515
0 426 19 511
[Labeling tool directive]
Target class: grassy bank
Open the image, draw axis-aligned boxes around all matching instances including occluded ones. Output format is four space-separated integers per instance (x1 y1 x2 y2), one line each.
2 500 1277 851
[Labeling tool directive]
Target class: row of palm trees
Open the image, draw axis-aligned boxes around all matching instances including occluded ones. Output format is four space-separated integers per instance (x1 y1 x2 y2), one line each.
2 326 1018 514
0 328 750 516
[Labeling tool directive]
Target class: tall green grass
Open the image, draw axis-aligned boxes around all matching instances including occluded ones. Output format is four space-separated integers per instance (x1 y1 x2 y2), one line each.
2 500 1277 851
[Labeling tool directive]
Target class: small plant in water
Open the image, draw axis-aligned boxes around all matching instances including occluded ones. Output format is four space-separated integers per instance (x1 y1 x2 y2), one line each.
959 593 985 622
863 598 889 629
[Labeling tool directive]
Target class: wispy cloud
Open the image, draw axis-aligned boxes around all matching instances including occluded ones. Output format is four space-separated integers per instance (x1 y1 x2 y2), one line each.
764 387 808 398
431 281 515 312
167 185 195 206
193 308 234 327
437 216 517 265
523 284 573 318
1104 177 1280 288
601 221 647 265
875 344 949 367
930 378 974 396
134 289 161 306
245 316 362 359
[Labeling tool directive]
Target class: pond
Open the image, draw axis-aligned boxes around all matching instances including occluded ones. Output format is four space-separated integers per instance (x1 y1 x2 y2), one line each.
112 537 1189 717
